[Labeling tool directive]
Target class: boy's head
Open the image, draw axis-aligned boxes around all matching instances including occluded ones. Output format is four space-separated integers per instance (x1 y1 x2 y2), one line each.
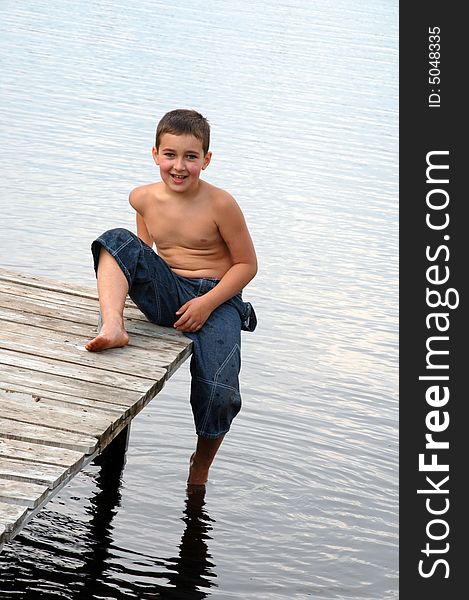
155 109 210 155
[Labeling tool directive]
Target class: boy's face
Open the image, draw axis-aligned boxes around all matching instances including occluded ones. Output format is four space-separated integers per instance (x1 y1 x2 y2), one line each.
153 133 211 193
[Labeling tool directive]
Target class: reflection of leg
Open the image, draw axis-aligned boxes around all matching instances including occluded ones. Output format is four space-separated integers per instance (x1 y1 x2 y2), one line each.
85 247 129 351
188 434 225 486
165 486 216 597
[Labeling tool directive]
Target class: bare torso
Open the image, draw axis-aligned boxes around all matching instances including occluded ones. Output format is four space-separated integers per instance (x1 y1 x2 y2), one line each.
130 181 233 279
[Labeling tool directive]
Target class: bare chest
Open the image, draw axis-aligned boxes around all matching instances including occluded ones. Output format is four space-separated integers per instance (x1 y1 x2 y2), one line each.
145 204 222 252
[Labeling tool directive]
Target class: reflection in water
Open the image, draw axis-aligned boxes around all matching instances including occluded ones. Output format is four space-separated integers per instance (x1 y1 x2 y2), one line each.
0 428 216 599
75 426 128 599
164 487 216 599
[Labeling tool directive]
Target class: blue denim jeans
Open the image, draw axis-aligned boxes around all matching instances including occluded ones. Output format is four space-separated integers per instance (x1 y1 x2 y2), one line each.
91 228 257 439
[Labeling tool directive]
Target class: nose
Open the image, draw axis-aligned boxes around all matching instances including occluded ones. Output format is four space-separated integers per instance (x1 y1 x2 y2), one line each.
174 157 185 171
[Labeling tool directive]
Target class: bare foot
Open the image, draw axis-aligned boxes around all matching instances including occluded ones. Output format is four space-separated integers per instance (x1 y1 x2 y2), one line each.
85 325 129 352
187 452 209 486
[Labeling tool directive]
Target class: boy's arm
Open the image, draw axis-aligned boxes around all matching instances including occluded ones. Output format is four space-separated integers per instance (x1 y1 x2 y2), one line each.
174 194 257 332
135 213 153 247
203 194 258 307
129 189 153 247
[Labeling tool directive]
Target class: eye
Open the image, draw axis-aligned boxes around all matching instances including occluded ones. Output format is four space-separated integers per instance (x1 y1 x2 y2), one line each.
163 152 175 158
187 154 198 160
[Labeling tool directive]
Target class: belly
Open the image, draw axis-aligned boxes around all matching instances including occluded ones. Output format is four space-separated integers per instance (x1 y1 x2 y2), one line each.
157 246 233 279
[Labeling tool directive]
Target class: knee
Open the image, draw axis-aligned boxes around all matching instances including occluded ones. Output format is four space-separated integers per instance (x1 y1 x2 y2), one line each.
95 228 141 254
221 390 241 415
91 228 140 276
100 228 136 244
212 389 242 434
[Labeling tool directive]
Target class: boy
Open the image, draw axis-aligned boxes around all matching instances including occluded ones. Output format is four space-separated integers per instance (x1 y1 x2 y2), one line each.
85 109 258 487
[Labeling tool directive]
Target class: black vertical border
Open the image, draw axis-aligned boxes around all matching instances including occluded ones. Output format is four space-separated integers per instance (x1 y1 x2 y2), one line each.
400 3 465 598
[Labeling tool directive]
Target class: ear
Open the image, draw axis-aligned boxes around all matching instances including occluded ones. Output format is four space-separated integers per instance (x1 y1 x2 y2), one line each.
152 146 159 166
202 151 212 170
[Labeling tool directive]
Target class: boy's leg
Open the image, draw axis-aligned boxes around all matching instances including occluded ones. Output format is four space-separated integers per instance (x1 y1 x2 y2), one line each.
85 230 237 483
86 247 130 351
85 228 181 351
188 434 225 486
185 300 243 485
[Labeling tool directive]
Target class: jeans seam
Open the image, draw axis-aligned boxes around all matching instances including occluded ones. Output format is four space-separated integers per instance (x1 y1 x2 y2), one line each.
196 376 239 393
113 236 134 257
151 278 162 323
199 343 240 434
197 426 231 439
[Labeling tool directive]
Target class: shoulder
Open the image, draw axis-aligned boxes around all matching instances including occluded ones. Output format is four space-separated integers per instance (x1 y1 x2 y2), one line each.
205 183 241 213
203 184 249 232
129 182 163 212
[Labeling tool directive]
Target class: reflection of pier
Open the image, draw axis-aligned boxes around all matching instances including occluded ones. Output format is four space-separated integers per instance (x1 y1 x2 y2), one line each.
0 425 217 598
74 425 129 599
0 268 192 549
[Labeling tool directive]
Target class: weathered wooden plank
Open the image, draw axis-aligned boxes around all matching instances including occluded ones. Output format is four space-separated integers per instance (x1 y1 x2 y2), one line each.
0 438 84 468
0 277 143 313
0 364 141 408
0 388 121 425
0 449 99 548
0 418 98 453
0 380 165 436
0 457 69 488
0 347 162 392
0 502 28 535
0 303 190 348
0 268 162 315
0 295 190 342
0 293 99 326
0 393 119 438
0 278 191 337
0 381 164 450
0 269 189 337
0 280 149 322
0 319 192 377
0 296 146 334
0 479 50 508
0 268 99 299
0 305 98 337
0 380 125 415
0 291 146 329
0 280 100 309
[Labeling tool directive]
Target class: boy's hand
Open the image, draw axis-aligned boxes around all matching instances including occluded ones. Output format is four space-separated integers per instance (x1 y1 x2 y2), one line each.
174 296 214 332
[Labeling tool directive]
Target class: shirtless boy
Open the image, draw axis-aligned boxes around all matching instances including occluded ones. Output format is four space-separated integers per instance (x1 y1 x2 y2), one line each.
85 109 258 487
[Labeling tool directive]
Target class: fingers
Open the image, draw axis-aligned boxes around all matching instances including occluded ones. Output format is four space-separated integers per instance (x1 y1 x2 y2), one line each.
174 312 201 332
175 301 190 316
174 303 190 329
175 320 201 332
174 299 209 332
174 316 203 332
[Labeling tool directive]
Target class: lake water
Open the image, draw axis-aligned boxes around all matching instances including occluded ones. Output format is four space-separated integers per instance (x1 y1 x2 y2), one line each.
0 1 398 598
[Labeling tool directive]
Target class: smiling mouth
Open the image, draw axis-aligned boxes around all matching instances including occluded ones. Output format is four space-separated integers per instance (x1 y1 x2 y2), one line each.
170 174 188 181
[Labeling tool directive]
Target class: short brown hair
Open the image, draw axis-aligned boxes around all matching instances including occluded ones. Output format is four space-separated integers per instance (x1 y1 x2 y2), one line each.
155 109 210 155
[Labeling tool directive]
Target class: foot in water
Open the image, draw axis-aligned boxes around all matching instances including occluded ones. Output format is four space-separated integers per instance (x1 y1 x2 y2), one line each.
187 452 209 487
85 324 129 352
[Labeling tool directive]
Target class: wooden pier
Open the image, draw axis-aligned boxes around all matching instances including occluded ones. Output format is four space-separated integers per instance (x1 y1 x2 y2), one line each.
0 267 192 550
